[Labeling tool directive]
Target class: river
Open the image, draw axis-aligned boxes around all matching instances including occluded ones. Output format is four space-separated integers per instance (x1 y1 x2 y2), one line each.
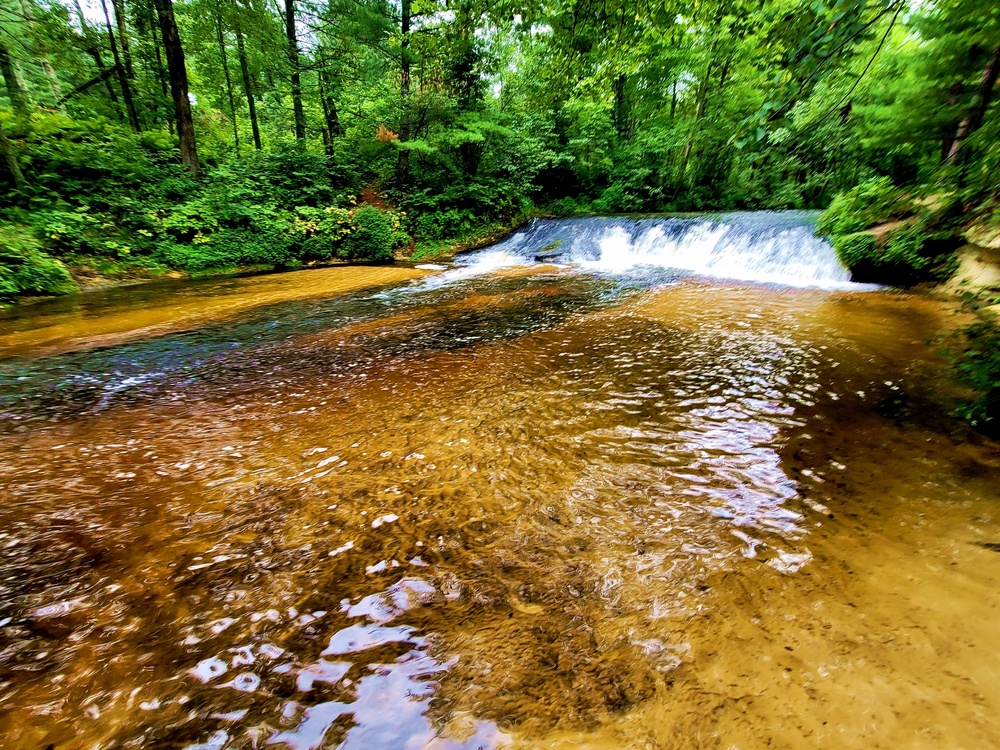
0 212 998 749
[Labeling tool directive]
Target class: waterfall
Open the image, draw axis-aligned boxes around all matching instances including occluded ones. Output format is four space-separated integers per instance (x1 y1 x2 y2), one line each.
449 211 859 288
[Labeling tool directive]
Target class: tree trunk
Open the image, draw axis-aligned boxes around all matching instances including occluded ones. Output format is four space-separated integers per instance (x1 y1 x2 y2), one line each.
216 14 239 153
57 66 116 105
947 43 1000 165
395 0 411 184
111 0 136 79
284 0 306 142
612 73 629 138
0 118 26 190
235 21 261 150
318 68 341 158
148 7 173 134
152 0 199 175
100 0 142 131
0 40 28 118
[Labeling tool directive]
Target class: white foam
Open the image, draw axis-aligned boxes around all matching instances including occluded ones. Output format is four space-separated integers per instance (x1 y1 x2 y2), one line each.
445 213 874 290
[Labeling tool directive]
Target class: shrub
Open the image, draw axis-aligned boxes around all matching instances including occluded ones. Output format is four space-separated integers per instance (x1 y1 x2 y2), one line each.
817 177 909 237
546 196 590 216
157 226 294 271
833 232 878 271
949 318 1000 435
883 228 932 271
340 204 407 261
295 206 353 261
413 208 476 240
835 225 958 285
0 224 75 298
592 184 644 214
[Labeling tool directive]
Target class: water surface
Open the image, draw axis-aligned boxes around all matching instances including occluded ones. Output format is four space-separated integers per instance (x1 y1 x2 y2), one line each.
1 215 998 749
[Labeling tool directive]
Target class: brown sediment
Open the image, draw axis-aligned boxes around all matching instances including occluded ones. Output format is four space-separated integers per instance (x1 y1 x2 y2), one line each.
0 272 997 749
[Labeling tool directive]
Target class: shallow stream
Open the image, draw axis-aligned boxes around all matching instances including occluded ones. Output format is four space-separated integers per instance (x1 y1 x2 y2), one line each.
1 213 998 749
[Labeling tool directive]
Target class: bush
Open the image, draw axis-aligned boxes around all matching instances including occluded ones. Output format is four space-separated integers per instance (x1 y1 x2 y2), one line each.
817 177 909 237
413 208 476 240
883 228 932 271
835 225 958 285
833 232 878 271
949 318 1000 435
591 184 644 214
546 196 591 216
0 224 76 298
340 204 407 261
157 226 294 271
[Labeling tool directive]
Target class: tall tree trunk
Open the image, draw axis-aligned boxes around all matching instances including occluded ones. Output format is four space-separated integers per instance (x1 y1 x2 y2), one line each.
100 0 141 131
284 0 305 142
0 118 26 189
111 0 136 79
152 0 199 175
148 7 173 134
0 40 29 118
72 0 122 111
216 14 239 153
395 0 411 184
318 67 341 158
947 43 1000 165
612 73 629 138
235 21 261 150
18 0 65 109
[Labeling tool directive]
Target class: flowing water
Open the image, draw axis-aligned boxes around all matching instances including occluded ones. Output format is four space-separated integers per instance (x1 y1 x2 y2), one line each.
1 212 998 750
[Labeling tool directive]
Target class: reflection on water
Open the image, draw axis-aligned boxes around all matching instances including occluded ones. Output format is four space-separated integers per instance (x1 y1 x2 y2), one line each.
0 250 998 749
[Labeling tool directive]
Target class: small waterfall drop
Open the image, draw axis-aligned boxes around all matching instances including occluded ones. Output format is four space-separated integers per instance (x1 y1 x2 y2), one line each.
448 211 859 288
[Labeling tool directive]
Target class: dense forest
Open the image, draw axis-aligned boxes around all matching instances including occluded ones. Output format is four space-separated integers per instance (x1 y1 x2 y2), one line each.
0 0 998 298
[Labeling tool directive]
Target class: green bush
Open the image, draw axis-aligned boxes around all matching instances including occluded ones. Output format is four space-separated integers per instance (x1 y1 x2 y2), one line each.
340 204 406 261
0 224 76 299
883 228 932 270
546 196 591 216
157 226 294 271
817 177 909 237
949 318 1000 435
835 225 958 285
413 208 476 240
833 232 878 270
295 205 353 261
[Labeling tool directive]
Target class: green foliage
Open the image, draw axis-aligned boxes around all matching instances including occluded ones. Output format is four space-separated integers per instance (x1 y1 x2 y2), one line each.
949 317 1000 435
340 204 406 261
817 178 909 237
883 228 932 271
834 223 960 285
0 224 75 299
832 232 878 271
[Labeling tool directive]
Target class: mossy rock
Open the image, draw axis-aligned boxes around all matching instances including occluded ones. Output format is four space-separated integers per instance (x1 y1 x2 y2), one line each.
534 239 566 262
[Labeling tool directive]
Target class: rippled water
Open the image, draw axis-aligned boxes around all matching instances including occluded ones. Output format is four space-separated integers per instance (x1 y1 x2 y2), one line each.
1 218 999 749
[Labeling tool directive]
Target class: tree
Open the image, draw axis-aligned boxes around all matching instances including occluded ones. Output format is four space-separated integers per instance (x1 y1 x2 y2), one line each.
284 0 305 142
0 36 28 117
0 117 25 188
152 0 199 174
99 0 141 130
234 18 261 149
